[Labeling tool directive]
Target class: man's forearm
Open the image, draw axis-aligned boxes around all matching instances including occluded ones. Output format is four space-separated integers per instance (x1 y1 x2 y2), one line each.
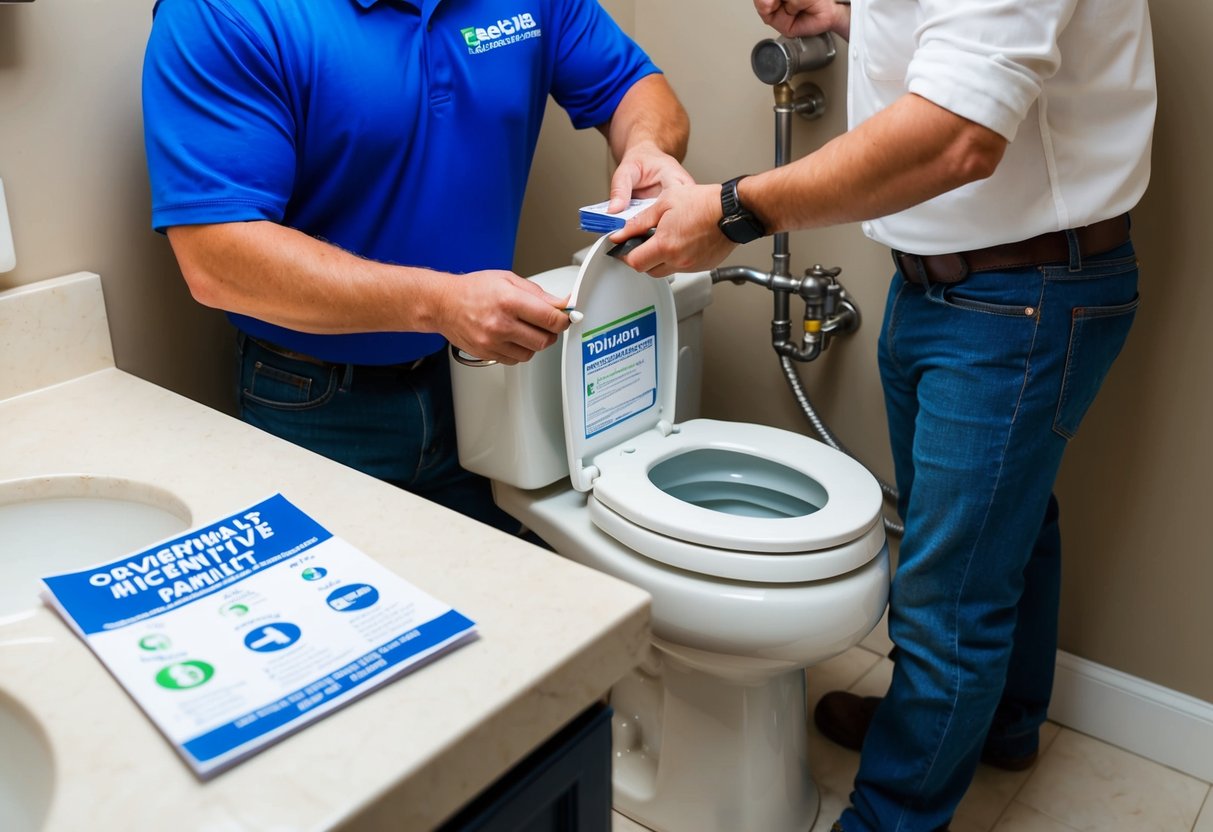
167 221 445 335
600 74 690 163
741 94 1007 234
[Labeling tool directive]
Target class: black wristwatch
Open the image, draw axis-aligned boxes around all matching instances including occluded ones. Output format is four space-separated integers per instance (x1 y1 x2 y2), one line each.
718 175 767 244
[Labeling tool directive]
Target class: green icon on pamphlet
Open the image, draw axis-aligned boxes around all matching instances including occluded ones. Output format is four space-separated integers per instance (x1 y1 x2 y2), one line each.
138 634 171 651
155 661 214 690
301 567 327 581
220 602 250 617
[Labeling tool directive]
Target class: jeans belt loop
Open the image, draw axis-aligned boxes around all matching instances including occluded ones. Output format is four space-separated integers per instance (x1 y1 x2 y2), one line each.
892 249 930 285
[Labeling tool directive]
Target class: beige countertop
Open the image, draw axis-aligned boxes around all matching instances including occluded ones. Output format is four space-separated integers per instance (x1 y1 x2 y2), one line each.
0 273 650 831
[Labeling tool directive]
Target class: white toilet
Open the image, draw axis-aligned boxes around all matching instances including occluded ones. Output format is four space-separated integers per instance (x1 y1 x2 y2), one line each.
451 237 889 832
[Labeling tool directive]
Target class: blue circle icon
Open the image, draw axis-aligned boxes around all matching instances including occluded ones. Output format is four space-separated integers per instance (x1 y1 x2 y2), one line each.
243 622 302 652
326 583 380 612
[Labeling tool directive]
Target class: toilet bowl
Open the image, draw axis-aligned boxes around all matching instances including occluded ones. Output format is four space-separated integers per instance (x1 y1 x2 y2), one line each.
451 237 889 832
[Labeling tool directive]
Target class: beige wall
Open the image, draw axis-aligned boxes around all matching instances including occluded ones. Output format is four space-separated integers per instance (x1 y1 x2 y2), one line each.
2 2 1208 701
0 1 235 412
522 0 1213 702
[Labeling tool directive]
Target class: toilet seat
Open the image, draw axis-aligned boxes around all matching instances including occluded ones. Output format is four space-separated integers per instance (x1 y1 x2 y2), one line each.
558 239 884 580
589 491 885 582
590 419 883 554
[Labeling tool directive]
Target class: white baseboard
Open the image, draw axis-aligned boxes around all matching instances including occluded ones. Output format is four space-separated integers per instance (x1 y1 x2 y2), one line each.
1049 650 1213 782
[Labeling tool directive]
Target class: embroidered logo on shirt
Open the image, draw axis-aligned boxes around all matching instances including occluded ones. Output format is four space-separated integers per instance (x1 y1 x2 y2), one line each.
460 13 541 54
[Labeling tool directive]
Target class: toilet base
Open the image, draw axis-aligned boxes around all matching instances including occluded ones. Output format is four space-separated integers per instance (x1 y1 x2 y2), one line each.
611 646 818 832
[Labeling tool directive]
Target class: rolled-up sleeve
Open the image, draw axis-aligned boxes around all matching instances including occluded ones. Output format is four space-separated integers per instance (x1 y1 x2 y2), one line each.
906 0 1080 140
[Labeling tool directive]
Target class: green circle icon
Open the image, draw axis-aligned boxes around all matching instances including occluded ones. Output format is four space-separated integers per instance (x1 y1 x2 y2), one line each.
138 634 171 652
155 661 215 690
220 602 250 617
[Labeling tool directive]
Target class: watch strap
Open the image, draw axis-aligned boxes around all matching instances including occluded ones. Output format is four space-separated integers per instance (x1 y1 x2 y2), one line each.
720 175 749 220
718 175 767 243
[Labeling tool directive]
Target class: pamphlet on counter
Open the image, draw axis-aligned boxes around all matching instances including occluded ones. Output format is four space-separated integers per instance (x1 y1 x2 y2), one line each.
41 493 476 778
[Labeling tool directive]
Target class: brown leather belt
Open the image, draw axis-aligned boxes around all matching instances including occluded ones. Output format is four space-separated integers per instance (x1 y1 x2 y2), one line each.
892 214 1131 285
246 335 434 374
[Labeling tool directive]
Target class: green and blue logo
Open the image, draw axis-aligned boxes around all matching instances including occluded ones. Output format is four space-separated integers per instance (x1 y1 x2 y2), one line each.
461 11 539 53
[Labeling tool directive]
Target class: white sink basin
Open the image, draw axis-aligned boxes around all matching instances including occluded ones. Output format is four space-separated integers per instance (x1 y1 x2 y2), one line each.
0 476 191 620
0 688 54 831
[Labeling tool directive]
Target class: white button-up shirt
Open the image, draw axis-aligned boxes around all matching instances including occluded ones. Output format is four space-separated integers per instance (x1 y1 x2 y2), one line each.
849 0 1156 255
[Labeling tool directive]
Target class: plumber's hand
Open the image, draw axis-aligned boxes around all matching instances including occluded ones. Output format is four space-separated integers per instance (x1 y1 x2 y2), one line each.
754 0 844 38
439 270 570 365
609 184 737 278
607 140 696 214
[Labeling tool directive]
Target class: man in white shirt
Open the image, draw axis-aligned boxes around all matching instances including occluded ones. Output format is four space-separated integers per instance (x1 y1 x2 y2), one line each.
610 0 1156 829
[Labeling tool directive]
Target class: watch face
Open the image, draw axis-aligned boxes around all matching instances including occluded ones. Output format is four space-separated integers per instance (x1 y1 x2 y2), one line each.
719 213 765 244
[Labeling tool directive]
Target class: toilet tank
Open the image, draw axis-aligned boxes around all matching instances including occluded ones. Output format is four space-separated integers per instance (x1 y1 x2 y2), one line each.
450 257 713 491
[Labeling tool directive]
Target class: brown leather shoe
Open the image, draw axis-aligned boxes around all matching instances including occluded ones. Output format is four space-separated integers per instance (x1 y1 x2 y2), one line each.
813 691 1039 771
814 691 881 752
981 744 1038 772
832 820 952 832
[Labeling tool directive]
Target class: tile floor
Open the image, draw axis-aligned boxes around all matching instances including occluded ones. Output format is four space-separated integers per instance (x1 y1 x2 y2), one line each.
611 619 1213 832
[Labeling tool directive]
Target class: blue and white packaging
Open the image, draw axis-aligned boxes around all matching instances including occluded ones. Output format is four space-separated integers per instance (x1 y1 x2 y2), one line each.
578 197 656 233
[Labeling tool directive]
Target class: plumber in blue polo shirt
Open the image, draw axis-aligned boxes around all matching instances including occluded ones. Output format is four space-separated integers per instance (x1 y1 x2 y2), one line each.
142 0 692 532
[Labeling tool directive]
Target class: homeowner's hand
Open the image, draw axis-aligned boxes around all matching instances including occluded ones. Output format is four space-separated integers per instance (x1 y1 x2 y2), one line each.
754 0 845 38
438 271 570 365
608 184 737 278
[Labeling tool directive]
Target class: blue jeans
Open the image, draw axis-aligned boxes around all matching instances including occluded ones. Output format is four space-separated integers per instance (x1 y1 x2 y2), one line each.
839 237 1140 832
236 334 520 534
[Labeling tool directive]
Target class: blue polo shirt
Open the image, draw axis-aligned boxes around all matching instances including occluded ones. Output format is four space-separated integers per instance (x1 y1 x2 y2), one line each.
143 0 660 364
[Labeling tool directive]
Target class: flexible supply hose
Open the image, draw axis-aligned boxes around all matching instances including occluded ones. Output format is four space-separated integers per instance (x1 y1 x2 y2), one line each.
778 355 905 538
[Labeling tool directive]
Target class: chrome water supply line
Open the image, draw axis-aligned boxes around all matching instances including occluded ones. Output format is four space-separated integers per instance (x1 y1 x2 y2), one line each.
709 34 904 537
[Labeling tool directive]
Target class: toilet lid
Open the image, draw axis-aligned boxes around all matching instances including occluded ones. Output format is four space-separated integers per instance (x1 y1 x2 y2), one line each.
588 418 885 553
561 235 680 493
560 239 883 554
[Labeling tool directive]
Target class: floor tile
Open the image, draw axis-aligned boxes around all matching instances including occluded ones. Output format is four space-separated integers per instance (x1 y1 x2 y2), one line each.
1193 789 1213 832
951 722 1062 832
992 801 1082 831
612 810 650 831
807 717 862 830
1016 728 1208 831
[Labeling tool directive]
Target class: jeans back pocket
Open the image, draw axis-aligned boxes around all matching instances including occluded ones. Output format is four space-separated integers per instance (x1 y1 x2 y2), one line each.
1053 295 1140 439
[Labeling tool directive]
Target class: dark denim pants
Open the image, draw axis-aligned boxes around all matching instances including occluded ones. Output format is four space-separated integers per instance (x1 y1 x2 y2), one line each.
236 334 519 535
840 238 1140 832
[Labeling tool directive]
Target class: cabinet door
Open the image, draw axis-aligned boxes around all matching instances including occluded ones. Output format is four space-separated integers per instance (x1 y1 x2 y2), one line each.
439 704 613 832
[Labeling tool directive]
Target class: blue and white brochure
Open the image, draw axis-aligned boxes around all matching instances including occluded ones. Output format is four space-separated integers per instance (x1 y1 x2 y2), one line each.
41 493 476 779
578 197 656 233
